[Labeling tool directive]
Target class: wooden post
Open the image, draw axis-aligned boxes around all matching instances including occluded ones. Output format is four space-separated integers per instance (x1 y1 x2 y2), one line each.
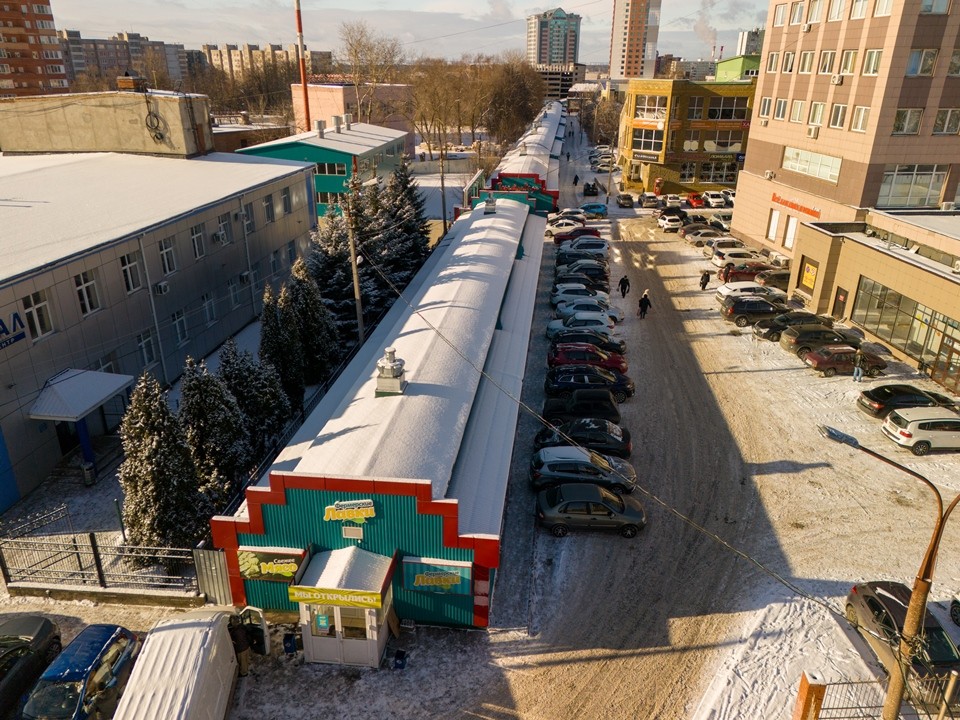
792 671 826 720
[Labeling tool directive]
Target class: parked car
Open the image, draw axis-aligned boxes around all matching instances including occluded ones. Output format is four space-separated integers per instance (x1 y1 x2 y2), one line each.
545 312 615 339
552 226 602 245
658 215 683 232
616 193 634 208
721 189 736 206
702 238 745 258
542 388 621 425
702 190 727 208
720 296 791 327
686 193 706 208
750 311 834 342
544 364 635 403
640 192 659 208
557 237 609 256
529 446 637 494
553 272 609 294
548 208 588 223
686 213 710 225
711 248 762 267
655 206 687 222
536 483 646 538
593 164 613 173
755 268 792 291
551 329 626 356
548 342 628 373
664 194 681 208
845 581 960 679
555 259 609 280
802 344 887 377
544 218 587 236
881 407 960 455
709 212 734 232
21 624 140 720
556 300 623 323
778 325 862 358
683 227 725 246
556 249 608 268
718 262 776 284
678 223 713 241
550 284 610 307
716 282 787 306
534 418 632 459
857 384 960 419
579 203 609 218
0 616 60 717
582 180 599 196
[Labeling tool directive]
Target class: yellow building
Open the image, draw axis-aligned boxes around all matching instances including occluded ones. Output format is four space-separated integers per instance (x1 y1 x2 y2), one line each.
617 78 756 194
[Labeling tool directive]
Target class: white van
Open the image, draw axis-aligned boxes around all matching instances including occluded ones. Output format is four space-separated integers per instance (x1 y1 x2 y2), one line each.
114 607 269 720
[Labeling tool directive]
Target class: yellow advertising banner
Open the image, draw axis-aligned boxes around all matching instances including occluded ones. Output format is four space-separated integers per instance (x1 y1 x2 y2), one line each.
287 585 382 608
801 262 818 289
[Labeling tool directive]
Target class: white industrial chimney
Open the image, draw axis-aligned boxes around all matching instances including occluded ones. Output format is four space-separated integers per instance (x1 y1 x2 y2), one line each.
333 115 343 133
314 119 325 138
343 113 352 130
376 347 406 396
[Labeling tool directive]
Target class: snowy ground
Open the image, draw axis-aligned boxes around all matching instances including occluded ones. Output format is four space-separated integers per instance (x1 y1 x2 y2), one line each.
3 146 960 719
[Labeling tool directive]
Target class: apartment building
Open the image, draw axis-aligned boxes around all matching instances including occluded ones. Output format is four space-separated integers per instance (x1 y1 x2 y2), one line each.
0 2 67 98
609 0 661 80
535 62 586 100
202 43 331 83
58 30 187 83
526 8 581 66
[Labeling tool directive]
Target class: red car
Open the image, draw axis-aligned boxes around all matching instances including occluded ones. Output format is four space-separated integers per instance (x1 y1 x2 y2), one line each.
547 343 628 374
718 262 775 283
686 193 706 208
552 227 602 245
803 345 888 377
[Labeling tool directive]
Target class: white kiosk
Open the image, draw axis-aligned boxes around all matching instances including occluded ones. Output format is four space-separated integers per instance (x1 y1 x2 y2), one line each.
288 546 397 667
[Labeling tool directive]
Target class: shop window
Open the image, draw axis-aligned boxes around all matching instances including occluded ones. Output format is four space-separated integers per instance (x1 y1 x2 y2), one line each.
634 94 668 120
877 164 945 207
631 128 664 153
687 96 704 120
708 96 748 120
703 130 743 153
797 256 819 293
339 607 367 639
308 605 336 637
679 162 696 182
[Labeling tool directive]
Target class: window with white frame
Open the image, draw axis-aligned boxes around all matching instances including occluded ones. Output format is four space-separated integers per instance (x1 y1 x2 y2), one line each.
679 162 696 182
863 49 882 75
782 51 795 72
767 52 781 72
699 161 738 183
877 165 946 207
243 202 255 235
314 162 346 175
270 250 281 276
202 292 216 325
774 98 788 120
921 0 949 13
708 96 748 120
773 3 787 25
159 236 177 275
874 0 892 14
22 289 53 339
758 97 772 117
784 216 799 249
949 50 960 75
850 0 868 18
851 106 870 132
829 104 847 128
686 96 704 120
790 1 805 23
287 241 297 264
808 0 823 20
217 212 232 243
819 50 836 73
790 100 805 123
263 194 275 223
933 108 960 134
840 50 858 74
809 102 825 125
827 0 845 20
683 130 700 150
907 49 938 76
798 51 815 73
893 108 923 134
635 94 669 119
172 309 188 345
228 277 242 308
782 146 842 182
766 209 781 240
119 252 142 293
74 271 100 316
137 330 156 365
703 130 743 153
281 187 292 215
191 223 205 258
632 128 664 152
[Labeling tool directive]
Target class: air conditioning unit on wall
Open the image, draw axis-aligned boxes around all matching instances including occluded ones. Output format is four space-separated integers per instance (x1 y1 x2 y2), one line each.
806 126 819 139
153 281 170 296
764 170 776 180
239 271 251 284
759 119 769 126
802 23 811 32
830 74 843 85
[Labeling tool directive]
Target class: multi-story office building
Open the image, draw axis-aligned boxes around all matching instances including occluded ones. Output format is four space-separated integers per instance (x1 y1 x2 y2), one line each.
736 28 765 56
535 63 586 99
609 0 661 80
0 2 67 98
57 30 187 83
202 43 331 83
526 8 581 65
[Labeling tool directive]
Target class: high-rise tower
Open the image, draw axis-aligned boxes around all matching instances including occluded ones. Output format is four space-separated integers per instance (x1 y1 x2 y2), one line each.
609 0 661 79
526 8 581 66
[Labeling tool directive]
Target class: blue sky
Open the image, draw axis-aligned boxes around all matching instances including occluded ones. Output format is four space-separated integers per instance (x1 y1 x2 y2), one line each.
51 0 769 64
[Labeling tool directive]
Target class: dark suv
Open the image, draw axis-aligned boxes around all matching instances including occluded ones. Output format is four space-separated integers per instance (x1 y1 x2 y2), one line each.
857 383 960 419
720 296 790 327
544 365 635 403
542 389 621 425
534 418 632 458
551 330 626 355
779 325 862 359
752 312 834 342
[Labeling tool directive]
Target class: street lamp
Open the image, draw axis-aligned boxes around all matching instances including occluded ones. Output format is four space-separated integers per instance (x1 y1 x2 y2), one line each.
817 425 960 719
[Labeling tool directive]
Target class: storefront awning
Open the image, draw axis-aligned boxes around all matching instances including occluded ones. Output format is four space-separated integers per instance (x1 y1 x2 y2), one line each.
29 368 135 422
288 546 394 608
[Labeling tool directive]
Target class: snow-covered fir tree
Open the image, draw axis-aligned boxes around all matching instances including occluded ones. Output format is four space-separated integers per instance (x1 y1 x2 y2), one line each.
178 357 249 510
276 285 306 412
307 211 361 342
118 373 210 556
383 155 430 267
288 258 340 384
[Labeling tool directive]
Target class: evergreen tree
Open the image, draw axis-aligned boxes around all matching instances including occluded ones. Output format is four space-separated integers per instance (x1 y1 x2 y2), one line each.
288 259 341 383
260 285 305 414
356 181 397 319
178 357 249 509
308 213 360 340
118 374 210 556
217 339 290 461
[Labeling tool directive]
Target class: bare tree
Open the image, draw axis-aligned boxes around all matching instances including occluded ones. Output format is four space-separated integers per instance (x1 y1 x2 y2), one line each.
485 50 546 146
337 21 404 124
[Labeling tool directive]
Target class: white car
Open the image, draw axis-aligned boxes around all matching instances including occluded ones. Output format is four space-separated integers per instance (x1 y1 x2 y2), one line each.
702 191 727 208
658 215 683 232
559 238 609 256
715 281 787 304
721 189 736 206
881 407 960 456
550 284 610 307
556 299 625 323
545 218 587 236
711 249 763 267
545 312 616 340
549 208 588 223
664 194 682 208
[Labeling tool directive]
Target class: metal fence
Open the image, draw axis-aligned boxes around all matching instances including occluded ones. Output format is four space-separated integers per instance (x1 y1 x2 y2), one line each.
815 676 958 720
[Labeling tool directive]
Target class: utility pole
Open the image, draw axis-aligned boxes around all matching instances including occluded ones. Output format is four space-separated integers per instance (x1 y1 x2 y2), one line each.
345 159 364 344
294 0 311 131
439 145 449 235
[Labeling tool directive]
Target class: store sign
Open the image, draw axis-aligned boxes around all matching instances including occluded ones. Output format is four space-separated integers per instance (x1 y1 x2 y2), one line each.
323 499 375 524
632 151 659 162
771 192 821 219
236 546 306 584
800 259 819 292
287 585 382 608
402 558 472 595
0 312 27 351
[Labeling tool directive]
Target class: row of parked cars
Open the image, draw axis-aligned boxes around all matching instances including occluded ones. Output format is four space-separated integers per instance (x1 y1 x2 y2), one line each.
531 206 646 539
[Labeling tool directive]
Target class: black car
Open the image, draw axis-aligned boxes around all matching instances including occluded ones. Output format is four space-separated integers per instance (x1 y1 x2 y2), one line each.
536 483 646 538
616 194 634 208
555 261 609 282
583 180 599 196
778 325 863 358
542 389 621 425
556 249 607 268
857 383 960 418
755 268 792 291
0 616 61 717
752 312 835 342
554 273 609 293
544 365 635 403
551 330 626 355
534 418 632 458
720 296 791 327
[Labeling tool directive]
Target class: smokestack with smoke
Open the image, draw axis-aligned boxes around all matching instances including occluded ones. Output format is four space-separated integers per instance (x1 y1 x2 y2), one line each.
694 0 718 57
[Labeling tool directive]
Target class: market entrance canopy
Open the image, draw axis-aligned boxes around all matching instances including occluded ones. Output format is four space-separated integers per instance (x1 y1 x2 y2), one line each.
288 546 395 608
29 368 135 422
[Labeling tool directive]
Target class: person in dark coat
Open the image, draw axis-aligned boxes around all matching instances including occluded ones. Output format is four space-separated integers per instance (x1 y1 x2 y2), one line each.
229 617 251 676
852 348 867 383
573 174 579 186
638 291 652 319
700 270 711 291
618 276 631 298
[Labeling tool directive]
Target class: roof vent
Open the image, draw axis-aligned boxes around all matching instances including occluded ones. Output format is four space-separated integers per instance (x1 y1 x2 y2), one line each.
376 346 407 396
483 197 497 214
343 112 352 130
314 119 325 138
333 115 342 133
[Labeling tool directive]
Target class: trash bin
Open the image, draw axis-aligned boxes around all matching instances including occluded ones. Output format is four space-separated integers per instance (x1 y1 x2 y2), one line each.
282 632 298 655
81 461 96 487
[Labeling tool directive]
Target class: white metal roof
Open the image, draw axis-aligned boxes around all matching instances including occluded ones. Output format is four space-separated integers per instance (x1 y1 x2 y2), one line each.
0 152 313 287
29 368 134 422
240 122 407 156
299 546 392 593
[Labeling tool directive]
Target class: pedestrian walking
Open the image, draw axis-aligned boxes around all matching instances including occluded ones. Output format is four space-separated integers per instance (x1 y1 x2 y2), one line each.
852 348 866 382
699 270 711 291
229 616 251 677
566 152 571 161
637 290 652 319
573 174 579 186
618 276 631 298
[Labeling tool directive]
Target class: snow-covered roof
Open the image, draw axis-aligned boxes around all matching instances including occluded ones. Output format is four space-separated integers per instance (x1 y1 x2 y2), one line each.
240 122 407 156
298 546 392 593
493 102 564 190
268 200 533 511
0 152 313 287
29 368 135 422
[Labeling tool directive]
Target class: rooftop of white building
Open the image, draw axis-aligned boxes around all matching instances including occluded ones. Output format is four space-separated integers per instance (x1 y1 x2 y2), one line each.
240 122 407 157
